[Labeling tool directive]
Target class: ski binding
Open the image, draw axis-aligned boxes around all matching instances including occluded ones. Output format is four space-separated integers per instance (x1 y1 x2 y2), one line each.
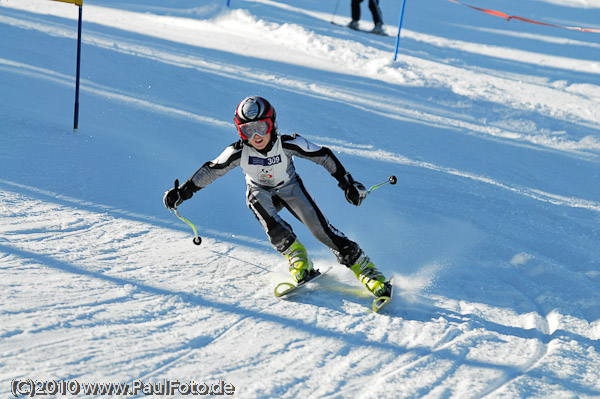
274 266 332 298
372 277 394 313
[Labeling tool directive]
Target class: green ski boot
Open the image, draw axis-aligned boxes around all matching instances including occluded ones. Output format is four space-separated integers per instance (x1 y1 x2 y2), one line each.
350 253 390 297
283 239 314 283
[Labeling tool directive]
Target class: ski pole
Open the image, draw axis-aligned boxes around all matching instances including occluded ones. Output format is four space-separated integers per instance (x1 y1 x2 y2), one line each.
367 175 397 195
171 179 202 246
174 208 202 246
330 0 341 23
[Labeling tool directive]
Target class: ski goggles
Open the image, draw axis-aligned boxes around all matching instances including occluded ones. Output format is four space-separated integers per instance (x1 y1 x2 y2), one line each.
237 118 273 140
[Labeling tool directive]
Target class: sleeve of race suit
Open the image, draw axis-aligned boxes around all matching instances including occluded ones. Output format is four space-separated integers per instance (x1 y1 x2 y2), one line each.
178 141 243 201
280 134 349 184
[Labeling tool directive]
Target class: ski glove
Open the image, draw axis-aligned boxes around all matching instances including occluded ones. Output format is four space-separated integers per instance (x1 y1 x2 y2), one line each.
338 173 367 206
163 179 198 210
163 186 183 210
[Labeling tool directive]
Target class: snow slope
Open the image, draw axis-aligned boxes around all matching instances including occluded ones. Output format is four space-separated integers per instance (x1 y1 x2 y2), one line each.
1 0 599 397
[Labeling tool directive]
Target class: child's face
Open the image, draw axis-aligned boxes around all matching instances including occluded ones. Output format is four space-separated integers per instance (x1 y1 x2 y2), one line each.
248 131 271 150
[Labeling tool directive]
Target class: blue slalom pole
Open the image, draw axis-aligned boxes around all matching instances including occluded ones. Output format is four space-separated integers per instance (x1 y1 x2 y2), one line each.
393 0 408 61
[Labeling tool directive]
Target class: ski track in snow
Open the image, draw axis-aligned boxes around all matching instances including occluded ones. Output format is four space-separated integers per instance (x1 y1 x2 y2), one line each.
470 271 551 399
1 0 600 398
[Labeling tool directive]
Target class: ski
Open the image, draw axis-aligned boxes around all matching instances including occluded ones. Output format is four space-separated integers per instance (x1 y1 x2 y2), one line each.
372 277 394 313
331 21 389 37
275 268 393 313
351 27 389 37
274 266 332 298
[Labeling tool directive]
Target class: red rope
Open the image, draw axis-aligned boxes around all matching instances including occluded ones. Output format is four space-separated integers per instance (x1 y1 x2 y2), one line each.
446 0 600 33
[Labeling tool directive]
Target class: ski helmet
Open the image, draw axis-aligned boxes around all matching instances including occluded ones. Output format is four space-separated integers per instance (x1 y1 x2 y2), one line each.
234 96 277 140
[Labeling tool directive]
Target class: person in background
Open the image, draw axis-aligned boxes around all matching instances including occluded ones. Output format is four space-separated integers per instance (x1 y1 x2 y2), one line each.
348 0 384 35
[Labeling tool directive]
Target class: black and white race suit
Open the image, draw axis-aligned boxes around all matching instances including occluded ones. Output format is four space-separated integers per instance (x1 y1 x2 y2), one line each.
186 133 362 266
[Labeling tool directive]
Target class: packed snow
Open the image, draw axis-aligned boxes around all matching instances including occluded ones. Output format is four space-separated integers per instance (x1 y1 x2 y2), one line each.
1 0 599 397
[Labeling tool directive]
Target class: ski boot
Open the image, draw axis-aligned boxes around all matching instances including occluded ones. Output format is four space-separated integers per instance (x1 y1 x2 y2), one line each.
348 20 359 30
372 23 384 35
283 239 315 283
350 253 391 297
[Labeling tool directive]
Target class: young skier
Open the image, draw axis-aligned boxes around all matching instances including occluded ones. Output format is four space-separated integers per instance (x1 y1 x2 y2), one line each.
163 96 392 297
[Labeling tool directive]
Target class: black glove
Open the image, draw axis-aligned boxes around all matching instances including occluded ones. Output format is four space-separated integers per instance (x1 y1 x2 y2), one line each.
163 179 198 210
163 183 183 210
338 173 367 206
